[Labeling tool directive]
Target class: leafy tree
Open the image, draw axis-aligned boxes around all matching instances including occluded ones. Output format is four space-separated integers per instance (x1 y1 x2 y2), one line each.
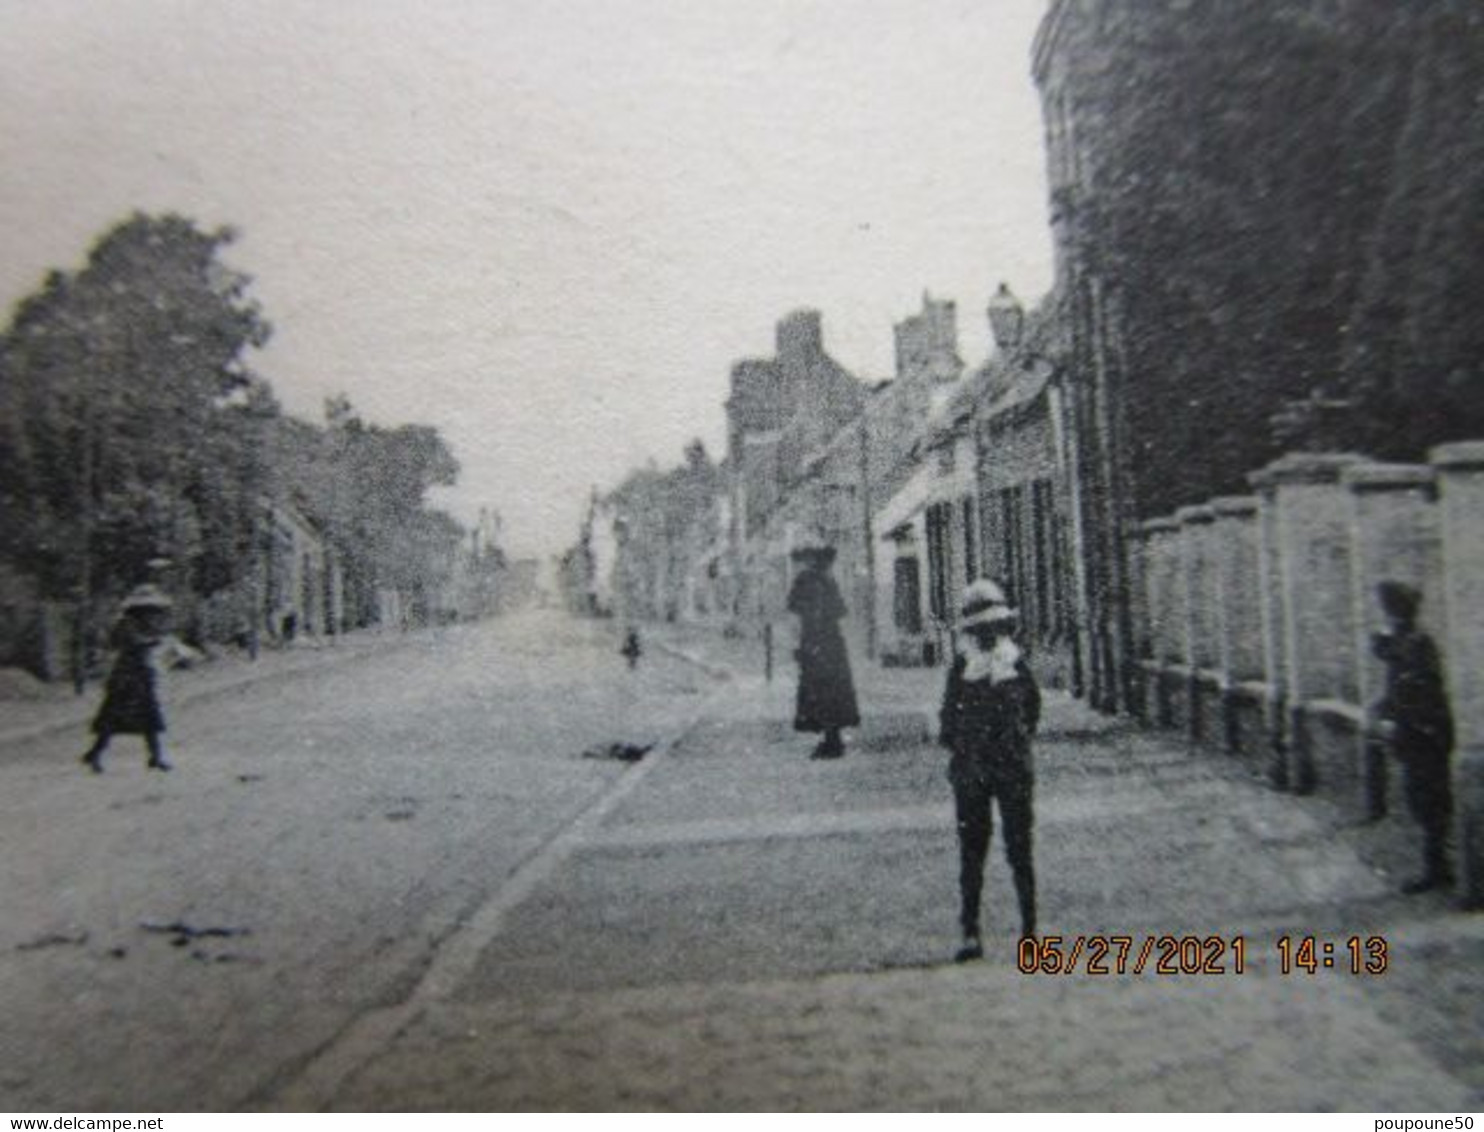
2 213 476 668
603 439 721 622
273 395 462 628
0 213 271 610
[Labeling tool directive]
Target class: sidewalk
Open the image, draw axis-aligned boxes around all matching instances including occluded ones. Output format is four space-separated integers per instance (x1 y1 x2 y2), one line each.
316 622 1484 1111
647 619 1118 747
0 628 430 750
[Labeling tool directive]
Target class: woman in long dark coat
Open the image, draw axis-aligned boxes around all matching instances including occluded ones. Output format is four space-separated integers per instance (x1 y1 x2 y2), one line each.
786 544 860 760
81 586 176 773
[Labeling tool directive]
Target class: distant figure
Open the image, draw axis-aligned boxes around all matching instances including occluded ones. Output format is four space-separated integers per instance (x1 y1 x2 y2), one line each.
786 541 859 760
938 580 1041 961
80 585 192 774
1370 580 1455 894
621 627 643 670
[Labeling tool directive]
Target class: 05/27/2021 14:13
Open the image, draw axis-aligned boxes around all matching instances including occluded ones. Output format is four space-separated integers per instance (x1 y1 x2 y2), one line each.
1015 934 1390 976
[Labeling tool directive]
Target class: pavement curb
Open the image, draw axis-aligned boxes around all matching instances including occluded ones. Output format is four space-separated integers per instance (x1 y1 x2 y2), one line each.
646 639 737 682
259 679 724 1112
650 632 937 749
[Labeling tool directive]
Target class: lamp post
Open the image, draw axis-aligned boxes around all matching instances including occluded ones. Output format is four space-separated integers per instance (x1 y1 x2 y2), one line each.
988 282 1026 356
612 514 631 630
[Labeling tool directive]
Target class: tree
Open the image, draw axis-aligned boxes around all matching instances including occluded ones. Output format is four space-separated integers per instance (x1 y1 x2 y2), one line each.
0 213 272 615
274 395 463 627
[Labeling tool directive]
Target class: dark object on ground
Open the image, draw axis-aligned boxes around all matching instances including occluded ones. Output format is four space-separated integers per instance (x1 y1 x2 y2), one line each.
582 741 654 763
190 950 243 964
954 935 984 963
17 932 89 952
140 921 251 948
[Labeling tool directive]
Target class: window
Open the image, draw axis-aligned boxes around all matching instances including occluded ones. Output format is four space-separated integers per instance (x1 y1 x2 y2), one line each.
926 501 953 622
893 557 923 635
1032 480 1052 637
999 487 1022 611
962 496 978 582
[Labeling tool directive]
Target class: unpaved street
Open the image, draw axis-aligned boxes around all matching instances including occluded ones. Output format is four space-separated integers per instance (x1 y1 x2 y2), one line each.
0 613 715 1111
3 612 1480 1112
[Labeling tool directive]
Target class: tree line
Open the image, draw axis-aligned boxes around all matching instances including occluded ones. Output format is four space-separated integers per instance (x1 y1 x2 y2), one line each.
0 211 471 667
564 439 721 622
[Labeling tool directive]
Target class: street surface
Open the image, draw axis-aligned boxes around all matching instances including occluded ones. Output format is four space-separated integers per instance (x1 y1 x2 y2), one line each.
1 611 1480 1111
0 614 712 1111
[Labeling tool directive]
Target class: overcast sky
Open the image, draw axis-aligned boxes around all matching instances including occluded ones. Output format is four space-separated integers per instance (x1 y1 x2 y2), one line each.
0 0 1053 558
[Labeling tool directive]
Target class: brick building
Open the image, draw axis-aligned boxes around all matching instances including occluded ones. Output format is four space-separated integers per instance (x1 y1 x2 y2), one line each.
1032 0 1484 711
725 310 867 627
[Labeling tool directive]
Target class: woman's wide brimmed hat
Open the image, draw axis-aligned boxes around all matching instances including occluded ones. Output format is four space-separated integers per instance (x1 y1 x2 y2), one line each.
959 579 1017 629
790 532 836 564
119 584 174 613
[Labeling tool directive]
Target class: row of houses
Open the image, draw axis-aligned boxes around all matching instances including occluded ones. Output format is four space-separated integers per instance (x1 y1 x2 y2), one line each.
195 498 525 651
573 0 1484 715
1 494 521 682
570 287 1080 692
567 0 1484 902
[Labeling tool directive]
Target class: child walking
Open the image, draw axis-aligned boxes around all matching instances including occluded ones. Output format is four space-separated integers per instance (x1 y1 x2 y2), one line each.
81 585 181 774
938 580 1041 961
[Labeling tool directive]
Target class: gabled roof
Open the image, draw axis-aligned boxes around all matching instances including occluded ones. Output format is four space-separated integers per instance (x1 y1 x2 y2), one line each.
974 357 1055 427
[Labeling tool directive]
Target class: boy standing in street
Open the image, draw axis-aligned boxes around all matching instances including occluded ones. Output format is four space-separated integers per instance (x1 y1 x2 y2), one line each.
939 580 1041 961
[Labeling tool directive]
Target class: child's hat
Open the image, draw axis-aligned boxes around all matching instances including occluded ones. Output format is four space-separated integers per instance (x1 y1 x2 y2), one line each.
120 584 173 613
960 579 1017 629
1377 579 1420 621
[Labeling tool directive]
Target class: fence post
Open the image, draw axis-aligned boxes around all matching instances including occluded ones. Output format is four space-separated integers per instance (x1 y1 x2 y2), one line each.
1211 496 1262 756
1249 453 1366 795
1177 505 1217 744
1430 442 1484 908
1139 517 1178 727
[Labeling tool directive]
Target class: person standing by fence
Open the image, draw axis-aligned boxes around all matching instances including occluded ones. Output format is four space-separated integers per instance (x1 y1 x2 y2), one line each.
1370 580 1455 894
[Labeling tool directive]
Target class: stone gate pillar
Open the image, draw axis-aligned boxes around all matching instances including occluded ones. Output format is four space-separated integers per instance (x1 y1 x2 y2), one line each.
1177 505 1218 743
1212 496 1264 758
1249 453 1366 794
1140 517 1179 727
1431 442 1484 908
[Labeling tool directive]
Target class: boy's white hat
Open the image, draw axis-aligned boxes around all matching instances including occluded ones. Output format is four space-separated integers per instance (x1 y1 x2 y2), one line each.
119 584 173 612
960 579 1017 629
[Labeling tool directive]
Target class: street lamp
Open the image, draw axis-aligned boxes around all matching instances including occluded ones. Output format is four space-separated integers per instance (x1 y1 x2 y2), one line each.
988 282 1025 355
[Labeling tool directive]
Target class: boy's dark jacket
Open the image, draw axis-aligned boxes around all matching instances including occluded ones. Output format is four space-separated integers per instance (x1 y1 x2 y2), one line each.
938 651 1042 776
1372 627 1454 759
